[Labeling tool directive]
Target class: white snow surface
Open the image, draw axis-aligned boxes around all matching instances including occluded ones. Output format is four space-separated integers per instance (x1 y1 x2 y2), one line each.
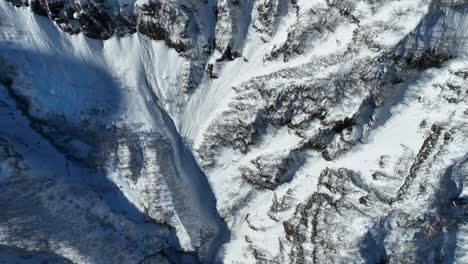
0 0 468 263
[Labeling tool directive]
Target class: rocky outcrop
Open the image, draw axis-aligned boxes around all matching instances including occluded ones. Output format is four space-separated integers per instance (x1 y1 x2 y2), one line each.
240 151 303 190
215 0 253 55
282 126 467 263
196 57 373 168
6 0 136 38
135 0 190 53
267 0 358 61
252 0 288 41
283 168 382 263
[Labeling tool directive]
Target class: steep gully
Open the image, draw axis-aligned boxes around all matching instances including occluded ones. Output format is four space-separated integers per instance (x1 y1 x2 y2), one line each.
139 74 231 263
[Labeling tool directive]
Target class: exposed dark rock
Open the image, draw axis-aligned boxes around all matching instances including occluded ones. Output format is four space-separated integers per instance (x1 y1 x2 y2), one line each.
240 151 304 190
135 1 190 53
392 124 444 202
216 45 241 62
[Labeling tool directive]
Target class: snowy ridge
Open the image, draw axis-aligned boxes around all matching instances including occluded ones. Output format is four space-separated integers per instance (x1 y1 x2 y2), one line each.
0 0 467 263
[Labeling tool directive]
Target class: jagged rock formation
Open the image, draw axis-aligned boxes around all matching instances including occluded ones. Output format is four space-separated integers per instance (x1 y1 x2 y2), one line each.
0 0 467 263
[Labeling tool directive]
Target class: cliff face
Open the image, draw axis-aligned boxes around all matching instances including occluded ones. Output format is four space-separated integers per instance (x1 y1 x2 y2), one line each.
0 0 467 263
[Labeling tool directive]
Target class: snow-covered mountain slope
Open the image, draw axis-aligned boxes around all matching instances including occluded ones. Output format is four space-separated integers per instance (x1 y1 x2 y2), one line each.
0 1 228 262
0 0 467 263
